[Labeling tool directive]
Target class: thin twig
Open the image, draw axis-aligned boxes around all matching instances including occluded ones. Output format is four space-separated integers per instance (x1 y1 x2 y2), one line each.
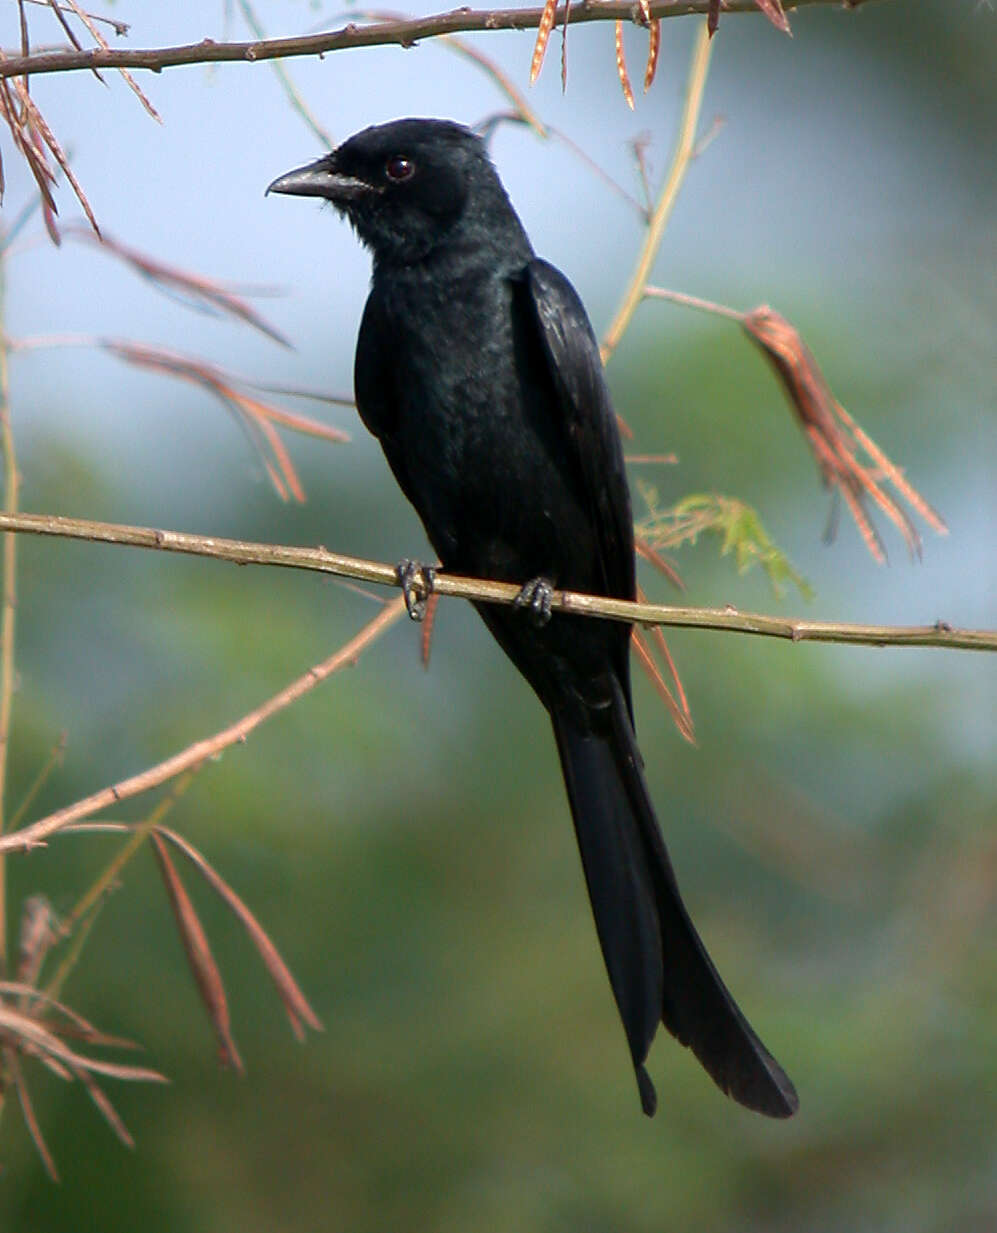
0 253 17 974
149 832 243 1073
643 284 743 320
601 18 713 362
60 822 322 1038
6 1049 58 1180
0 512 989 653
0 1 879 81
0 597 407 854
22 0 128 36
235 0 334 149
8 734 66 833
354 11 547 137
57 774 195 941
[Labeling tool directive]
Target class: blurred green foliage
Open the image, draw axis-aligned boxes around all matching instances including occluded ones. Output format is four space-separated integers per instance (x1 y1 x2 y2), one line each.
637 490 814 598
1 2 995 1231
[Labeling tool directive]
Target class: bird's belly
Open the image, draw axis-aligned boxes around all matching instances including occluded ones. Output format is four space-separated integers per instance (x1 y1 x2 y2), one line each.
392 352 594 591
399 394 594 590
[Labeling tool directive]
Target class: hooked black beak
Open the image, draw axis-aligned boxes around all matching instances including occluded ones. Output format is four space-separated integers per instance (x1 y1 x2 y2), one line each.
266 157 371 202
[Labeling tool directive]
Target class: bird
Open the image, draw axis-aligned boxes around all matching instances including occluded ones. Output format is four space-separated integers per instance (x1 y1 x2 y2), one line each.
268 118 798 1119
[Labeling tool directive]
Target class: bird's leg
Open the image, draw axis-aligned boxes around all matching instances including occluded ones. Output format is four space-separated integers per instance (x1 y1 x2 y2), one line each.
395 559 437 621
513 576 555 627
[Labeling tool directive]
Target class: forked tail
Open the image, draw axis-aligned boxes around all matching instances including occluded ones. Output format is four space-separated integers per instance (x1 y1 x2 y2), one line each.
552 681 798 1118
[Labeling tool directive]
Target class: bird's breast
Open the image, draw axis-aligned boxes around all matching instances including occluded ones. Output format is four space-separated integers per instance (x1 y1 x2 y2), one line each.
364 265 594 589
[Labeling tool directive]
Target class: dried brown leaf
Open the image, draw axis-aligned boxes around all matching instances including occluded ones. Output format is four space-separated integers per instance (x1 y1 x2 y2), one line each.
61 0 161 120
18 0 30 56
248 404 304 501
7 1048 59 1181
648 621 691 723
755 0 792 34
635 535 685 592
560 0 570 92
0 1003 63 1059
420 591 440 668
632 625 695 744
530 0 557 84
0 980 137 1049
73 1067 135 1148
36 1055 74 1082
742 305 946 563
254 400 351 441
644 19 661 92
69 226 291 347
0 75 58 236
156 827 322 1039
0 1004 166 1084
64 1055 166 1083
18 80 99 234
150 833 244 1072
100 341 348 502
632 583 694 742
615 21 635 110
834 400 947 536
44 0 88 57
707 0 791 36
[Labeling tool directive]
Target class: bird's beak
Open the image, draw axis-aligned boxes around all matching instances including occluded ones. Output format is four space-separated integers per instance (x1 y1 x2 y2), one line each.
266 158 370 202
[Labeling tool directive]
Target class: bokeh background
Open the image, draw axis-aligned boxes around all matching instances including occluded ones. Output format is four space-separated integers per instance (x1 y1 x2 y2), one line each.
1 2 995 1229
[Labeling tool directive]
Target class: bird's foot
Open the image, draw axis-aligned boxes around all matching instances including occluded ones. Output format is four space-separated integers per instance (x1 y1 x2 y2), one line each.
395 559 436 621
513 576 554 627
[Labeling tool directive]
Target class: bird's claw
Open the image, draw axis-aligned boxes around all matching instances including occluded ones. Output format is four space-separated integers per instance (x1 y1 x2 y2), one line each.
396 559 436 621
513 576 554 627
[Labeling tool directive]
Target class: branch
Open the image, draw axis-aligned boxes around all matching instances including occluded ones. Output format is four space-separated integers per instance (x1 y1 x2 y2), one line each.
0 595 407 854
0 1 878 80
0 511 991 652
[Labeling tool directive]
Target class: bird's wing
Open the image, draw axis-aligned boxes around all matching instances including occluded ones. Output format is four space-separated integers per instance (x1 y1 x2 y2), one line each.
519 259 636 607
355 291 400 443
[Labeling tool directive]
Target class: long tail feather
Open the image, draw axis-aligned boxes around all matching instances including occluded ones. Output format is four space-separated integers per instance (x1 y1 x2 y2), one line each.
552 682 798 1119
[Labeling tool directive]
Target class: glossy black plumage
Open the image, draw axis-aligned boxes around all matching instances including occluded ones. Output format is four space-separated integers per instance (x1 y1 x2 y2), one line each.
268 118 797 1118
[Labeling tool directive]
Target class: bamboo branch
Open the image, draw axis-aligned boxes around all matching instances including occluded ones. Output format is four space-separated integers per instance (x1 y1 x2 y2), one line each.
0 1 879 80
0 511 991 652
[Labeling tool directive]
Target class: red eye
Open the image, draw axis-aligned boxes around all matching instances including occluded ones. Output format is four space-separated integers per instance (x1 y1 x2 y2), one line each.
385 155 415 182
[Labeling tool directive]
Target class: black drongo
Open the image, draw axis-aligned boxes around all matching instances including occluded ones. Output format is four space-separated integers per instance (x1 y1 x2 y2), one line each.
269 118 797 1119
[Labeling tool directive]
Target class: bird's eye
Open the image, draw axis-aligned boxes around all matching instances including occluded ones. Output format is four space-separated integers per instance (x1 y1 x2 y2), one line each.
385 155 415 182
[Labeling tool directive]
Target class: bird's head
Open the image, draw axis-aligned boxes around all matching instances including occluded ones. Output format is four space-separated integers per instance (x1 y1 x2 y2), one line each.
268 118 527 267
